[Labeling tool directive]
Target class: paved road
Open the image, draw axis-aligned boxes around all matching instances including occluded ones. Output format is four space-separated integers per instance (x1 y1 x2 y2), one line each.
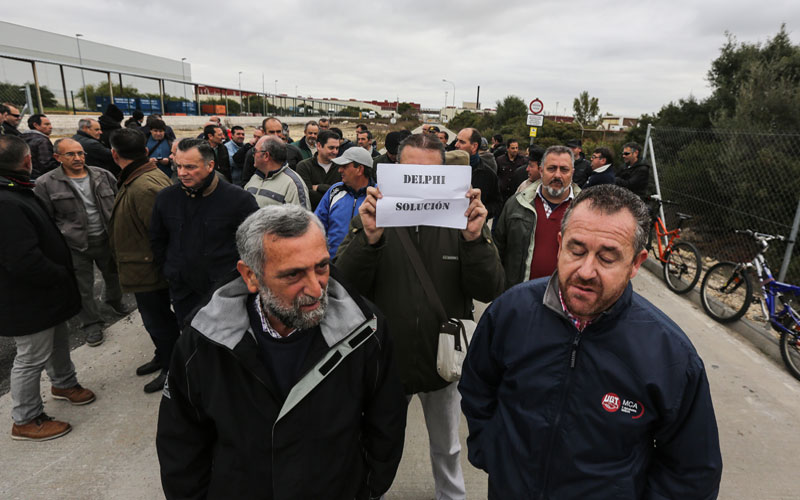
0 265 799 499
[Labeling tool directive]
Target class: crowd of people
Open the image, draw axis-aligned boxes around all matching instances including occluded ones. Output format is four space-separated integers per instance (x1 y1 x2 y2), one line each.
0 103 722 499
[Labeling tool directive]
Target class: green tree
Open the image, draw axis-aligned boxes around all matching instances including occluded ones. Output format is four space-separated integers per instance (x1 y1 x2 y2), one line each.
572 91 600 126
707 24 800 131
494 95 527 128
0 81 58 109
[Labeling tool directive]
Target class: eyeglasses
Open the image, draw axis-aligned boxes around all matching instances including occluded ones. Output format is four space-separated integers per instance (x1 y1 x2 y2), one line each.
621 152 631 156
590 155 602 160
8 113 20 118
61 151 86 158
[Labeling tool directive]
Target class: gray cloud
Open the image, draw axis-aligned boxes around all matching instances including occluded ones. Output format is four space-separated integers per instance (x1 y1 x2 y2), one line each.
4 0 798 118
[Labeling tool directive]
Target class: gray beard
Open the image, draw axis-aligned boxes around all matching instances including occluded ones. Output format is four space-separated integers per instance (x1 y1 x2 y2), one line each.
258 284 328 331
545 183 567 198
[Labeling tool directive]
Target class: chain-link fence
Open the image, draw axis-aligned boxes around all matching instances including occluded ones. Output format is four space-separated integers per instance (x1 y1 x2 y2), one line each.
649 126 800 283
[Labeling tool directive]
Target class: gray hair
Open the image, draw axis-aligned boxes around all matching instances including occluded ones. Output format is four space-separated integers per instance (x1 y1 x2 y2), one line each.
77 118 95 131
236 205 326 279
260 135 287 164
542 145 575 167
561 184 650 256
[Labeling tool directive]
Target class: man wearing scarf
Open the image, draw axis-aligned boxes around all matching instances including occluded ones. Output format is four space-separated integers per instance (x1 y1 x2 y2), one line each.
0 135 96 441
150 138 258 327
108 128 180 394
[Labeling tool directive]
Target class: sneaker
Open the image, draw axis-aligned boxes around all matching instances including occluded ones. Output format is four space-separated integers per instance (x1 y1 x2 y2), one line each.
136 357 161 376
144 370 167 394
51 384 96 406
86 325 104 347
106 299 135 316
11 413 71 441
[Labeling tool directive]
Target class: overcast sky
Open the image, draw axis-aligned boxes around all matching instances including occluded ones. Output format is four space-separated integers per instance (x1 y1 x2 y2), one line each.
4 0 798 117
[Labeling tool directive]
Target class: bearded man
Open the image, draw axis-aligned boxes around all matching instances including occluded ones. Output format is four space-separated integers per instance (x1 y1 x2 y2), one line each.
156 204 407 500
493 145 581 289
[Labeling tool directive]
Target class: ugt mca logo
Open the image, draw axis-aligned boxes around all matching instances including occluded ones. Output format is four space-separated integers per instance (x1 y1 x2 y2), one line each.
601 392 620 412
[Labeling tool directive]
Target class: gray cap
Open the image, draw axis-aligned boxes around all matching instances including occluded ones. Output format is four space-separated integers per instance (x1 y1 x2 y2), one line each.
331 147 374 168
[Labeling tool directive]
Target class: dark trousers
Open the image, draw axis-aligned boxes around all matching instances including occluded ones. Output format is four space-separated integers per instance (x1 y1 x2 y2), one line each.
134 288 180 368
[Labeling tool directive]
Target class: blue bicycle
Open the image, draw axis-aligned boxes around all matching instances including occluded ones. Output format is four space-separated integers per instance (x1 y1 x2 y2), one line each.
699 229 800 380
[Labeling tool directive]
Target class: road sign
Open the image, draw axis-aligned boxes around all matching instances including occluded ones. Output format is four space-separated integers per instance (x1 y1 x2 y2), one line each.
526 114 544 127
529 127 538 138
529 98 544 115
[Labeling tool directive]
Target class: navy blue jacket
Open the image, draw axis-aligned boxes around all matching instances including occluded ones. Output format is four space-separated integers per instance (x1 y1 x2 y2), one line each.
150 175 258 301
459 275 722 500
583 165 616 189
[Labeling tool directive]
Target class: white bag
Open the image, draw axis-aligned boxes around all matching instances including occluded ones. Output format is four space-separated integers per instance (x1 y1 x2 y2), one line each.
436 319 477 382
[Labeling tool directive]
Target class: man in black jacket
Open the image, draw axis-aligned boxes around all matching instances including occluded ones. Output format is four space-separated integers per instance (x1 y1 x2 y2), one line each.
2 103 22 136
156 204 407 499
202 124 232 181
455 128 503 219
460 185 722 498
566 139 592 187
73 118 119 176
150 138 258 327
0 135 96 442
296 129 342 210
21 113 59 179
616 141 651 199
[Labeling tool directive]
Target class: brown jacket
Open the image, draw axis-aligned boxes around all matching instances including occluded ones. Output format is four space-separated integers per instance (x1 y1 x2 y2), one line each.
109 158 172 293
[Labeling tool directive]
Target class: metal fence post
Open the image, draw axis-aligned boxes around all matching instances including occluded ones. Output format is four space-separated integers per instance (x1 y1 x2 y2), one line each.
30 61 44 113
778 199 800 282
647 129 668 247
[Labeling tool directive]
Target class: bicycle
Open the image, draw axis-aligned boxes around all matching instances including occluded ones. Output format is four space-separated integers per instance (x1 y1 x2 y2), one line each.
646 195 702 294
699 229 800 381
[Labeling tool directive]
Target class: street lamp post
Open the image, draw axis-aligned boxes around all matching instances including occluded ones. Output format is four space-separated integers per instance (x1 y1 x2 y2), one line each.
274 80 278 113
75 34 88 110
238 71 243 115
442 78 455 108
181 58 187 101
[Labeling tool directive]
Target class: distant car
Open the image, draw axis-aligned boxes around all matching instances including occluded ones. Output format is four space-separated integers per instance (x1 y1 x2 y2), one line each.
367 111 377 119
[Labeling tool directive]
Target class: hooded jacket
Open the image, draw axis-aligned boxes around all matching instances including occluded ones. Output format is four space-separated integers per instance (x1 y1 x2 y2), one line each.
0 174 80 336
459 275 723 499
156 271 407 500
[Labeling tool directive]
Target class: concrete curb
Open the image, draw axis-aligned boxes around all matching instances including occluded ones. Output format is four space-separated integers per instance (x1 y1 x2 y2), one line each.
642 257 783 367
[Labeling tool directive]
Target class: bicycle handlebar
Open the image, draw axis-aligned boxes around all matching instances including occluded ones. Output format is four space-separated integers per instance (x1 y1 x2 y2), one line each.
647 195 678 206
735 229 786 242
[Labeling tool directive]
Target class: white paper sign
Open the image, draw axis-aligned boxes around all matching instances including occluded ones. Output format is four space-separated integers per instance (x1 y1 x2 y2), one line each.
375 163 471 229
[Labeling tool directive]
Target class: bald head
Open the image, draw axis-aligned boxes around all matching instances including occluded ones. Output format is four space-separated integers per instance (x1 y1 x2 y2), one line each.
54 137 80 154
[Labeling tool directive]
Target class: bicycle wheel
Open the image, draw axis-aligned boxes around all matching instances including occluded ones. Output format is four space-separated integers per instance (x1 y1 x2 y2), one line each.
779 325 800 381
662 241 702 294
700 262 753 322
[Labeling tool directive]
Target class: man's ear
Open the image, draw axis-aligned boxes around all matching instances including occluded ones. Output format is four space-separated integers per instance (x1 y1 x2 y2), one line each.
629 249 649 279
237 260 260 293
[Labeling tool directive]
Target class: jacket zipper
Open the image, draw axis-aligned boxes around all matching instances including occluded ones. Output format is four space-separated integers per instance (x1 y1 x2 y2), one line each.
537 327 582 499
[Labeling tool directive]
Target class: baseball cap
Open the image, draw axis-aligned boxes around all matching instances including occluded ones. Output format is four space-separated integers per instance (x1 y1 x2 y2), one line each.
331 147 374 168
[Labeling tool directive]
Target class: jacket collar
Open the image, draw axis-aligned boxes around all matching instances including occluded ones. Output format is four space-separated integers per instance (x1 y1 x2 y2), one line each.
117 157 155 188
543 271 634 326
254 164 288 180
190 272 369 351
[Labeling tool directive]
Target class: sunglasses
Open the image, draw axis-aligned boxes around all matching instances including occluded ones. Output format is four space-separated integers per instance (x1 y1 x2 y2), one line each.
621 152 631 156
8 113 20 118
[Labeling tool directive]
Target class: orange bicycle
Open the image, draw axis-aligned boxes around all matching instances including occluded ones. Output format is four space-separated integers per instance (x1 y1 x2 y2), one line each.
646 195 702 294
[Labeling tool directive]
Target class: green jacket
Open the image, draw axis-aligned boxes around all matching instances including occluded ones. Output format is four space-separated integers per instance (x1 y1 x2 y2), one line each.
493 180 581 289
109 159 172 293
335 217 504 394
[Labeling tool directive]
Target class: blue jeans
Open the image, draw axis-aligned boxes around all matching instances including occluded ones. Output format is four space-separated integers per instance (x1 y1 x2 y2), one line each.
134 289 180 368
11 323 78 424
